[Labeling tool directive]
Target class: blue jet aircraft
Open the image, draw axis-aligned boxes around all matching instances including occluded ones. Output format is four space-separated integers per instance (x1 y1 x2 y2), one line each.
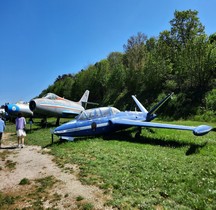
53 93 213 141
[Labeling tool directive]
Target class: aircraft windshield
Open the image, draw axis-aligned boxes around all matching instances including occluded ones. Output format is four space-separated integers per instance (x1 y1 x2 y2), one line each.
77 107 120 120
43 93 59 100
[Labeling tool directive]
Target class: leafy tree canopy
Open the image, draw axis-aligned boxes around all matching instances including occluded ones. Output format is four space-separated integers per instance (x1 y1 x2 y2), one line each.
39 10 216 120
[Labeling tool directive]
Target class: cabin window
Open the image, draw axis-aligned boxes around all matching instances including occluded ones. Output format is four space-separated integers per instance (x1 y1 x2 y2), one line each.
77 107 120 120
89 110 95 119
94 109 102 118
111 107 120 115
77 111 88 120
100 108 111 117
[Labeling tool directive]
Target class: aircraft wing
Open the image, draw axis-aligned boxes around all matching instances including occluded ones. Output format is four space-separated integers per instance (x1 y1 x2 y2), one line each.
110 118 212 136
62 110 81 116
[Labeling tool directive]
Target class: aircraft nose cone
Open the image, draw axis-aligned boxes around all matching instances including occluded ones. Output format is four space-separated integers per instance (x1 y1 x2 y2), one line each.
29 100 36 111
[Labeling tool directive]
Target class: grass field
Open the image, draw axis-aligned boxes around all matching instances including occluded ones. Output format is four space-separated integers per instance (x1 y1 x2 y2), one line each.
4 119 216 209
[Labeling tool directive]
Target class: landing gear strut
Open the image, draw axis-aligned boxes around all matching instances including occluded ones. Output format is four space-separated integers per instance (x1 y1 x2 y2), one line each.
56 117 60 126
135 127 142 139
41 118 47 128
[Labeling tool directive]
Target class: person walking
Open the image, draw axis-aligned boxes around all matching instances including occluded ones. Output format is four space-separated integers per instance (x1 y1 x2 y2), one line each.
16 113 26 148
0 115 6 148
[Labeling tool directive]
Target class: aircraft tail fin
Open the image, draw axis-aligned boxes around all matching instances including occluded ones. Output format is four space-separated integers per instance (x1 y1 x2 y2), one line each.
78 90 90 106
132 93 174 121
132 95 148 114
148 92 174 115
146 92 174 121
79 90 99 109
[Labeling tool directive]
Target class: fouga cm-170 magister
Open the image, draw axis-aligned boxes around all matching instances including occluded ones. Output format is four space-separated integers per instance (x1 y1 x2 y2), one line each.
53 93 213 141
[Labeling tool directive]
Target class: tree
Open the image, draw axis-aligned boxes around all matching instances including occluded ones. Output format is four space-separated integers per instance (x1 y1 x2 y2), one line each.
37 10 216 119
209 33 216 44
105 52 126 105
170 10 205 47
123 32 148 94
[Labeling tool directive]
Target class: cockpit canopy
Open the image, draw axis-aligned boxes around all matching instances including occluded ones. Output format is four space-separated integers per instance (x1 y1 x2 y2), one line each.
77 107 120 120
43 93 60 100
16 101 29 104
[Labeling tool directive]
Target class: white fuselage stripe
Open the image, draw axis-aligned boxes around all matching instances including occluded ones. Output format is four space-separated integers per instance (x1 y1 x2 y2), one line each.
40 103 83 111
55 122 109 134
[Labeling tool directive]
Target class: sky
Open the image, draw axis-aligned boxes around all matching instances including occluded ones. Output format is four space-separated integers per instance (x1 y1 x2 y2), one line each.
0 0 215 105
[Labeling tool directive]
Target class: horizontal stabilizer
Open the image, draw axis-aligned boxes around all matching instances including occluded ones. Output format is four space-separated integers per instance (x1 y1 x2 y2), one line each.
82 101 99 108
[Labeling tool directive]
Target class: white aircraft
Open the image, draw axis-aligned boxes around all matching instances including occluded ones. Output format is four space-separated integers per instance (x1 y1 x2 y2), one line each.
29 90 90 125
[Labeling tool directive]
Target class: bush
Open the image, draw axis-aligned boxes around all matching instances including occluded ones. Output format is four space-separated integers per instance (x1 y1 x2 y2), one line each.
194 110 216 122
19 178 30 185
205 89 216 111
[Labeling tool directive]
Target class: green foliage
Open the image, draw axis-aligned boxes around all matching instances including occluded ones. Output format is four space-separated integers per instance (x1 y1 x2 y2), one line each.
5 160 16 170
19 178 30 185
39 74 75 100
39 9 216 119
170 10 205 46
81 203 94 210
194 110 216 122
0 192 15 207
76 195 84 201
35 176 57 193
205 89 216 111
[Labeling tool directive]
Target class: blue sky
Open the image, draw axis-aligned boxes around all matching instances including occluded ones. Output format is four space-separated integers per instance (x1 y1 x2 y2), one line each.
0 0 215 105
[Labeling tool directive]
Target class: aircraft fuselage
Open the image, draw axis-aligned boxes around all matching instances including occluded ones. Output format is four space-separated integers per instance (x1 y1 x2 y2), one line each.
29 98 84 118
54 107 144 139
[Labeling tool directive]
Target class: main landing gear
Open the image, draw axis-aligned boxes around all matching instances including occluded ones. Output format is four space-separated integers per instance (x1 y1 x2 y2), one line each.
135 127 142 139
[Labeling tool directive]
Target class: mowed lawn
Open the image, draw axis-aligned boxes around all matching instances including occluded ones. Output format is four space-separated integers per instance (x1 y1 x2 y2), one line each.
6 119 216 209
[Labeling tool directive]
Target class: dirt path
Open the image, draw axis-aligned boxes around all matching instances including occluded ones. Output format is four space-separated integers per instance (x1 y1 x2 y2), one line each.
0 133 112 209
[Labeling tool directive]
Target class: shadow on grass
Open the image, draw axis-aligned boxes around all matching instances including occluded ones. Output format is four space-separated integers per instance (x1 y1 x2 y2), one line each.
43 138 71 148
26 122 57 133
103 130 208 155
185 142 208 155
44 129 209 156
